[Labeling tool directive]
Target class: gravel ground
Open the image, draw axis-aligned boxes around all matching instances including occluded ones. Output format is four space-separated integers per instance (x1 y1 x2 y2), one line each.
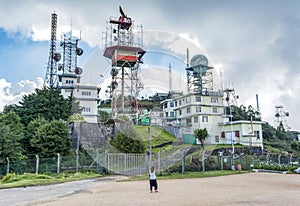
2 172 300 206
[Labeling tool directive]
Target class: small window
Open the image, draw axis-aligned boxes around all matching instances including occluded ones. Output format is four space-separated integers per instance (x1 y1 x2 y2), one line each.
170 112 175 117
212 107 217 113
196 96 201 102
211 97 218 103
165 112 168 117
82 107 91 112
202 116 208 122
179 100 182 105
175 101 177 107
215 135 220 143
196 106 201 113
170 102 174 107
186 118 192 126
254 131 260 139
194 116 198 123
164 103 168 109
179 110 182 115
187 107 191 114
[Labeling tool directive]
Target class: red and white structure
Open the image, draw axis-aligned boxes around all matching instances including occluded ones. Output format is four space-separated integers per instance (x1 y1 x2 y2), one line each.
103 6 146 119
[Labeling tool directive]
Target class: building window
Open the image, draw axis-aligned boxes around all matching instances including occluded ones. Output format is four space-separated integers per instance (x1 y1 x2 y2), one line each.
196 106 201 113
82 91 92 96
196 96 201 102
164 103 168 109
194 116 198 123
66 80 74 84
179 110 182 115
211 97 218 103
165 112 168 117
254 131 260 139
212 107 217 113
82 107 91 112
170 112 175 117
179 100 182 105
186 118 192 127
170 102 174 107
215 135 220 143
187 107 191 114
175 101 177 107
202 116 208 122
65 89 72 93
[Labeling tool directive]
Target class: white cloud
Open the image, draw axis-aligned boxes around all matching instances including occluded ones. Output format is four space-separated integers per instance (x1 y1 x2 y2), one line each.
0 78 44 112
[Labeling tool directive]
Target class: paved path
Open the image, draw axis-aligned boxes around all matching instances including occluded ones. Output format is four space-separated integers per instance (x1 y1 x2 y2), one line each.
0 176 120 206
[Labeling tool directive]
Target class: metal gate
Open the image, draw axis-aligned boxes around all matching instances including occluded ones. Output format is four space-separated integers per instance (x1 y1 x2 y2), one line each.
107 153 148 176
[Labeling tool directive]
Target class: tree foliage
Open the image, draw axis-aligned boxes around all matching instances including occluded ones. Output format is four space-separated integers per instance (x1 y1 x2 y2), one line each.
0 112 25 162
30 120 71 158
194 128 208 149
226 105 261 121
110 128 145 153
12 87 72 126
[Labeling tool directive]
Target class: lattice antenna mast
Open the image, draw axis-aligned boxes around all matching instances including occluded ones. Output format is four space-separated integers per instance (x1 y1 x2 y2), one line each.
274 105 290 130
103 6 146 118
45 12 61 87
58 29 83 76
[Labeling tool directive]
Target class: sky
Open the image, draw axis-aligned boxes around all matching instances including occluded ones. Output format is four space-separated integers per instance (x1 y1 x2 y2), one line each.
0 0 300 131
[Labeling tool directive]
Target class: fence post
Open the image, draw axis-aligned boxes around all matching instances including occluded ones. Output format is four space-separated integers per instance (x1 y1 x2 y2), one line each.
76 149 79 173
6 157 9 175
158 150 161 173
57 153 61 174
96 149 99 172
35 154 39 174
182 151 185 174
278 154 281 165
105 150 108 173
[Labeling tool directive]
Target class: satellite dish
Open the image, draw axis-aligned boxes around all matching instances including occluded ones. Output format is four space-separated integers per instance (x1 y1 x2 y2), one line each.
190 54 208 67
111 81 118 90
110 68 118 77
75 67 83 75
53 53 61 62
76 48 83 56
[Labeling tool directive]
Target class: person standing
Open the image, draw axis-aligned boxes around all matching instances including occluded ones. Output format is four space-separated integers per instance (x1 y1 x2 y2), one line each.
149 166 158 193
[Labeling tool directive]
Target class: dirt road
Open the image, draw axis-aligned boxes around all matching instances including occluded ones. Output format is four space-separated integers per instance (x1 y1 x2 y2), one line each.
27 172 300 206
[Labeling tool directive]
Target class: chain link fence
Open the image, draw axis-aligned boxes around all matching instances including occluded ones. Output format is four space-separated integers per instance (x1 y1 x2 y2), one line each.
1 150 300 177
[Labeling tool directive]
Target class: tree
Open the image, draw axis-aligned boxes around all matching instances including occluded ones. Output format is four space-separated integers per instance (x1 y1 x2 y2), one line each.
110 128 145 153
30 120 71 158
25 117 48 157
13 87 73 126
0 112 26 163
194 128 208 172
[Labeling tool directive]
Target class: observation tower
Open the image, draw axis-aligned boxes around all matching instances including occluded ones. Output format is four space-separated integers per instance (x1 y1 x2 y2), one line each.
103 6 146 118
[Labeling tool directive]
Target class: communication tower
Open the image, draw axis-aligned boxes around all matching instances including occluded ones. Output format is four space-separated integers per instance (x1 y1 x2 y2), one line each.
58 30 84 77
185 54 213 94
103 6 146 118
44 12 61 87
274 105 290 130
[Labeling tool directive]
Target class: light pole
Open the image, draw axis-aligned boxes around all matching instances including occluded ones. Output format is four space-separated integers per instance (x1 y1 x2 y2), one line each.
149 109 152 169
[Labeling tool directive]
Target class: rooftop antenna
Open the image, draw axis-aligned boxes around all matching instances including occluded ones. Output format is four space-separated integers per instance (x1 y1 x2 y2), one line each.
256 94 261 118
169 63 172 92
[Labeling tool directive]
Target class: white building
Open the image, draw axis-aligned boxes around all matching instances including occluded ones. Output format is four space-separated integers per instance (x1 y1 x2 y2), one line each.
161 91 264 148
58 73 100 123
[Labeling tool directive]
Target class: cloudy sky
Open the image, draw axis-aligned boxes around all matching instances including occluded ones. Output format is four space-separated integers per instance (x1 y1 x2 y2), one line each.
0 0 300 131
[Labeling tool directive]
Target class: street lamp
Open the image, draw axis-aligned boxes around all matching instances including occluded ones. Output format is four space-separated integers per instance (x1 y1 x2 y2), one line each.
149 109 152 169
